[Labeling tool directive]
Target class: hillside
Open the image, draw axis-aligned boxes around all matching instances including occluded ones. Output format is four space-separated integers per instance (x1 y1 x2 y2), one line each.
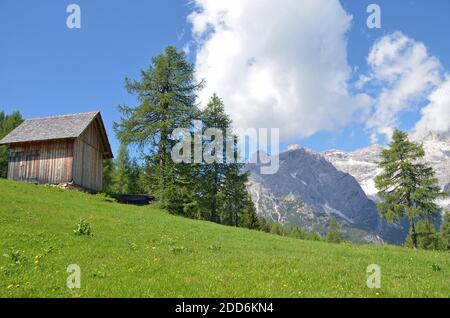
0 179 448 298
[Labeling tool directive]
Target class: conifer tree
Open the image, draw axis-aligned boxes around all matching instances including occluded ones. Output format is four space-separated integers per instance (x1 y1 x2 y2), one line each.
0 111 23 178
405 219 439 250
220 164 249 226
199 94 250 225
114 46 203 201
102 159 116 194
199 94 233 222
375 130 445 249
127 158 142 194
114 143 131 194
241 196 260 230
326 217 343 243
439 211 450 251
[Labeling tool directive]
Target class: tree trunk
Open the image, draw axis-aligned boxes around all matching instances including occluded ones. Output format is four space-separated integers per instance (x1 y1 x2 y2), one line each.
210 198 217 223
410 219 418 249
210 164 218 223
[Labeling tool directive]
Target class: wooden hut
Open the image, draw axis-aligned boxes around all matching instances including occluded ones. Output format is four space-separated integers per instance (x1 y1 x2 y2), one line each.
0 112 113 192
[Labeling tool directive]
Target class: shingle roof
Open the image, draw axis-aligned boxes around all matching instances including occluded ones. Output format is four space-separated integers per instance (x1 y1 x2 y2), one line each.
0 112 99 144
0 111 113 158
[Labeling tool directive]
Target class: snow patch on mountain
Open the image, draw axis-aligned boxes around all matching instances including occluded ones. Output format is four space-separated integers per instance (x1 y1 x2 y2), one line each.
322 132 450 210
247 146 404 244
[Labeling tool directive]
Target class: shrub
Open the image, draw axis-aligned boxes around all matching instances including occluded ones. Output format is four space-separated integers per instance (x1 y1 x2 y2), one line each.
3 249 27 265
73 219 93 236
170 246 186 254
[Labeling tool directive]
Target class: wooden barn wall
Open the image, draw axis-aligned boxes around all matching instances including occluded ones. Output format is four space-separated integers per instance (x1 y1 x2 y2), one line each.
7 140 74 184
72 120 104 191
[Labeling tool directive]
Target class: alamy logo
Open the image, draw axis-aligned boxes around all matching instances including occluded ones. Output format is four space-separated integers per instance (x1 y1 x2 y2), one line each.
171 125 280 175
66 4 81 29
367 4 381 29
67 264 81 289
366 264 381 289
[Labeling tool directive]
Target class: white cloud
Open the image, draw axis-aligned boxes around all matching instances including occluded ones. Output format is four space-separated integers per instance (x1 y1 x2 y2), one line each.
413 76 450 139
188 0 371 142
361 32 442 142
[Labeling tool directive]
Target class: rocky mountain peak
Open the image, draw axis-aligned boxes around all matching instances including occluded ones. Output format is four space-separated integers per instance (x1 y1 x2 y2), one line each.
247 147 404 244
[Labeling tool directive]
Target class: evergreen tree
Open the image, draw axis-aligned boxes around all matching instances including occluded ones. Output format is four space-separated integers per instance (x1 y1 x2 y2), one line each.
270 222 284 236
305 231 322 241
199 94 249 225
164 161 201 217
405 219 439 250
199 94 232 222
0 111 23 178
114 143 131 194
375 130 446 249
326 217 343 243
102 159 116 194
291 227 307 240
241 196 260 230
127 158 142 194
439 211 450 251
258 218 272 233
220 164 249 226
114 46 203 201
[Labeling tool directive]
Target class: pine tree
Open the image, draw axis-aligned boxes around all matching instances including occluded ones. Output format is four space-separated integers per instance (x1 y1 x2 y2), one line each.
114 46 203 201
439 211 450 251
375 130 445 249
326 217 343 243
0 111 23 178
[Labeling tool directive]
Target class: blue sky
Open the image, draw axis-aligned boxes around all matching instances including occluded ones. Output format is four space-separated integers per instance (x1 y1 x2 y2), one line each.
1 0 449 156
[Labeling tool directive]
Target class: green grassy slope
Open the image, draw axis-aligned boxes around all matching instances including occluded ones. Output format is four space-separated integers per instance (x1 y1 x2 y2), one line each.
0 179 448 298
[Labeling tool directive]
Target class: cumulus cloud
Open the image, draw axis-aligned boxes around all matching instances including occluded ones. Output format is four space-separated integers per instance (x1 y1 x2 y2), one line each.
413 76 450 139
360 32 443 142
188 0 371 141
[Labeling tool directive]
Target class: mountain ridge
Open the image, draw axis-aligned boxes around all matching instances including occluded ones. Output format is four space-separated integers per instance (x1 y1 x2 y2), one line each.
247 147 406 244
322 131 450 210
247 132 449 244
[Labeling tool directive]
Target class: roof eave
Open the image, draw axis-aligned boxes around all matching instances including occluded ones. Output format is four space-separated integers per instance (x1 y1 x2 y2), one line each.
0 137 77 146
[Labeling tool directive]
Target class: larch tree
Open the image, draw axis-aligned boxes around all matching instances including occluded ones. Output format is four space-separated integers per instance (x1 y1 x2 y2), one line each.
405 219 439 250
114 46 203 201
375 130 446 249
199 94 233 222
198 94 252 225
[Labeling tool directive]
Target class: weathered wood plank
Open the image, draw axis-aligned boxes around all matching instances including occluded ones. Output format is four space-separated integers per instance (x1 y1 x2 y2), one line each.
7 140 74 185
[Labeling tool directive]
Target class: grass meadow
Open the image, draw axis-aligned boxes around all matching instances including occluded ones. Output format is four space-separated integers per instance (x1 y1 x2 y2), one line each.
0 179 448 297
